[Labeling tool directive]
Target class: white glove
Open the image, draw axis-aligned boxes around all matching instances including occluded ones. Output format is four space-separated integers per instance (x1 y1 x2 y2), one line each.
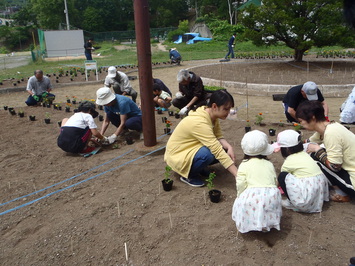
231 45 234 48
107 134 117 144
179 106 188 115
175 92 183 99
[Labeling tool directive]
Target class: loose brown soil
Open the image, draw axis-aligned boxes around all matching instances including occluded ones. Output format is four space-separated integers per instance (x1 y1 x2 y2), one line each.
0 58 354 265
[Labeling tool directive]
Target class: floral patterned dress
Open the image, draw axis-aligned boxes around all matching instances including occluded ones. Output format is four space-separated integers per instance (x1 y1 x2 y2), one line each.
232 158 282 233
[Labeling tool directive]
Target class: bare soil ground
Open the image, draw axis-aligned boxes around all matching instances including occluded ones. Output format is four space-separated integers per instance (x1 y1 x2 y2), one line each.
0 58 354 266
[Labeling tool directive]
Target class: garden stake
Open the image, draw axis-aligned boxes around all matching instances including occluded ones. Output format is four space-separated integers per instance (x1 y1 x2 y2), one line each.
246 77 249 121
71 236 74 254
308 231 312 247
158 182 161 195
117 201 120 217
8 182 10 189
124 242 128 261
169 212 173 229
203 190 207 205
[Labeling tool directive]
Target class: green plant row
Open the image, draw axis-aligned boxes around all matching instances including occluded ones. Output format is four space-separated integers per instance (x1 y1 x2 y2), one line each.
316 50 355 59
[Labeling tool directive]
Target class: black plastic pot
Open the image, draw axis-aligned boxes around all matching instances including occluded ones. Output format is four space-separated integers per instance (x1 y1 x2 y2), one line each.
162 116 167 123
3 106 8 110
157 109 163 114
65 108 70 113
245 126 251 133
209 189 221 203
44 118 51 124
29 115 36 121
58 121 62 127
99 115 104 121
269 129 276 136
125 136 134 145
18 112 24 117
164 128 171 135
175 113 180 119
162 179 173 191
168 111 174 116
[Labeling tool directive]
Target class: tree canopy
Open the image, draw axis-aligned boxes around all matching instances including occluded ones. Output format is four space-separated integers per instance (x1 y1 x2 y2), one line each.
241 0 355 61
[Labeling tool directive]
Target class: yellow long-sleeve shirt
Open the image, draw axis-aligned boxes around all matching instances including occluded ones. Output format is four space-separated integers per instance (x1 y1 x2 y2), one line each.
164 106 234 177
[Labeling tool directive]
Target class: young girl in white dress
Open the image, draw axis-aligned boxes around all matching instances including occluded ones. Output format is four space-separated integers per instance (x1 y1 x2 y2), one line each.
276 130 329 213
232 130 282 233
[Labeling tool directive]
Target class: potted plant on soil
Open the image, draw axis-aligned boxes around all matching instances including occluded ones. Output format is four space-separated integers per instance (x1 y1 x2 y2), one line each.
168 110 174 116
66 96 71 103
255 112 264 126
206 172 221 203
3 106 8 110
29 115 36 121
9 108 16 115
157 108 163 114
98 115 104 121
164 120 172 135
161 165 173 191
44 112 51 124
125 135 134 145
245 120 251 133
65 103 71 112
72 96 77 104
18 109 24 117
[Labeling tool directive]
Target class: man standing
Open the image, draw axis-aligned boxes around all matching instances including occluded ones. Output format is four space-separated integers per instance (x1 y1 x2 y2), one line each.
283 81 329 122
224 33 236 60
84 38 94 60
96 87 142 144
25 70 55 106
104 66 138 103
173 69 206 115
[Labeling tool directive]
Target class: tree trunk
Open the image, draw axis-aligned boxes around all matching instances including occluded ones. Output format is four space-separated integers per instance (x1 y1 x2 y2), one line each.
294 49 305 62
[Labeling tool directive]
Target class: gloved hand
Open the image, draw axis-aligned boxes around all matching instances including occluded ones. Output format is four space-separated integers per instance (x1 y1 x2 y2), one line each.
33 95 40 101
42 92 48 98
107 134 117 144
100 136 110 145
175 92 183 99
231 45 234 48
179 106 188 115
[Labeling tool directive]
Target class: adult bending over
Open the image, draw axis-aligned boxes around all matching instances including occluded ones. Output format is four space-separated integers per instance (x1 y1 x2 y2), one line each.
297 100 355 202
96 87 142 144
173 69 206 115
283 81 329 123
104 66 138 103
25 70 55 106
164 89 238 187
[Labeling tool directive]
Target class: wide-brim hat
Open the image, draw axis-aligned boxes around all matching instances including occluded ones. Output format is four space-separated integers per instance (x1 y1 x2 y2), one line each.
96 87 115 105
241 130 274 156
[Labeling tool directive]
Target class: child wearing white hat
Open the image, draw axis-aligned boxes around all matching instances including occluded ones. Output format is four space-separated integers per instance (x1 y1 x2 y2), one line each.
232 130 282 233
276 130 329 213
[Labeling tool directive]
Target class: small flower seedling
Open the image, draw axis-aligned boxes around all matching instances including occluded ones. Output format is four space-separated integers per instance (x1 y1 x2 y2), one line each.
164 165 173 183
205 172 216 190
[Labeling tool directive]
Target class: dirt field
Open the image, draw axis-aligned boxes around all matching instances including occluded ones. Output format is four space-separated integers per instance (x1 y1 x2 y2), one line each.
0 58 354 266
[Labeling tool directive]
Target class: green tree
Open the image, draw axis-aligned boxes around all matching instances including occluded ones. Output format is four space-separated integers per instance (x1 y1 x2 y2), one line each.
241 0 353 61
30 0 67 29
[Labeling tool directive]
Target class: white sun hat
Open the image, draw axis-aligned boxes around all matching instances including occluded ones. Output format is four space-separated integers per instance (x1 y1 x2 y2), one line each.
96 87 116 105
241 130 274 156
277 130 301 148
107 66 117 78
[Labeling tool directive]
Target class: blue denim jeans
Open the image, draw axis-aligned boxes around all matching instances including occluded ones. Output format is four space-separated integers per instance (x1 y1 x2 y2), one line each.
106 111 142 132
188 146 216 179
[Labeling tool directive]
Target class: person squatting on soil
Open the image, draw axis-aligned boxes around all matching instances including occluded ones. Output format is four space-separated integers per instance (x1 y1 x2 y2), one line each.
173 69 207 115
153 83 172 111
164 89 238 187
297 100 355 202
282 81 329 123
340 86 355 124
232 130 282 233
276 130 329 213
57 101 109 154
104 66 138 103
96 87 142 144
224 33 236 60
25 70 55 106
169 48 182 65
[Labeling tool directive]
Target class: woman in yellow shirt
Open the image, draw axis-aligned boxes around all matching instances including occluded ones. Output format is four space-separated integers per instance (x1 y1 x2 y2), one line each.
164 89 238 187
296 100 355 202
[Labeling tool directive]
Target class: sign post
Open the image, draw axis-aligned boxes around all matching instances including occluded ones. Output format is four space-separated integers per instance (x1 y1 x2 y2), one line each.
84 60 98 81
